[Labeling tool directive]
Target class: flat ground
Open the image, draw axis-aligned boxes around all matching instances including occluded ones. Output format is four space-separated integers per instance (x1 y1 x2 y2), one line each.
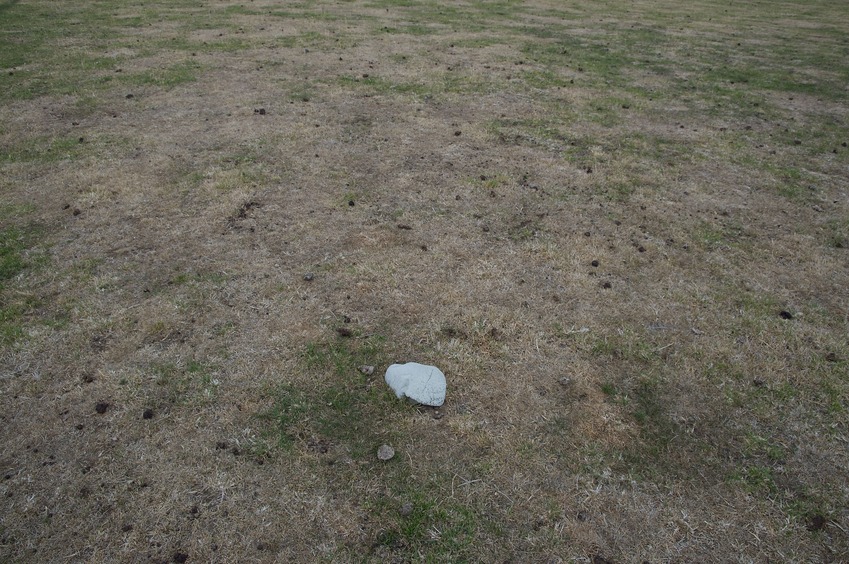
1 0 848 561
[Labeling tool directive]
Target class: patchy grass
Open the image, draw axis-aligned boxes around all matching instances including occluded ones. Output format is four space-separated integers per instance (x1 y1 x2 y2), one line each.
0 211 46 345
0 227 28 286
261 336 396 454
1 0 848 561
117 60 201 90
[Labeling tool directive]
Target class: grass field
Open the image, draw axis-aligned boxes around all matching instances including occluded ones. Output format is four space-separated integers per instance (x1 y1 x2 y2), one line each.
1 0 848 561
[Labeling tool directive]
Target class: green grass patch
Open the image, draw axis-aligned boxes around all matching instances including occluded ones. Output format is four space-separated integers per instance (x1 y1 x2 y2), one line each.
742 432 786 463
732 464 779 496
170 270 227 287
1 136 87 164
0 301 26 345
368 0 520 30
151 358 219 405
337 70 492 98
520 69 572 90
692 221 745 251
369 488 478 559
379 23 439 36
261 336 400 457
119 60 200 89
337 74 429 97
260 383 312 450
449 36 506 48
0 227 28 286
286 82 315 102
521 36 630 86
0 220 44 345
266 9 352 22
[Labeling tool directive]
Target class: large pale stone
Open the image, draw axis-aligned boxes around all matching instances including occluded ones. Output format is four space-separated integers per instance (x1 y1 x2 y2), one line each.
384 362 446 406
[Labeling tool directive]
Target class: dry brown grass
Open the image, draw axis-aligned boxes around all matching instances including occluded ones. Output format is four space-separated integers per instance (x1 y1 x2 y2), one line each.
2 0 848 561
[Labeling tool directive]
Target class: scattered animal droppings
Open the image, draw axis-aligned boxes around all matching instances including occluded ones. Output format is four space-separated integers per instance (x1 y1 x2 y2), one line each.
807 514 826 532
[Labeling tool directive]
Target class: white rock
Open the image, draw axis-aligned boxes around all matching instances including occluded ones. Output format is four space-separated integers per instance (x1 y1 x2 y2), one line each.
385 362 446 406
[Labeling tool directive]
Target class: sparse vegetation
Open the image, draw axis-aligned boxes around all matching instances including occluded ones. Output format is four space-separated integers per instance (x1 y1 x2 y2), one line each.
1 0 848 561
260 337 399 456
